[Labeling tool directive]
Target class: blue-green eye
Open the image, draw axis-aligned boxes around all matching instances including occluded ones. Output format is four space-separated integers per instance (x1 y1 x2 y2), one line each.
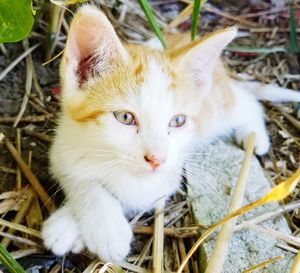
169 114 186 128
113 110 136 125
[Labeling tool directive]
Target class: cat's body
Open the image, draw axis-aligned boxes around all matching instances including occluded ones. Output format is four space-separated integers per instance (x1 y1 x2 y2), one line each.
42 5 300 262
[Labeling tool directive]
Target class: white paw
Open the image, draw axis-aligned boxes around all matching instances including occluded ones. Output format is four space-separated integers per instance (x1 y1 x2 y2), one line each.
42 207 84 256
81 217 133 262
235 125 270 155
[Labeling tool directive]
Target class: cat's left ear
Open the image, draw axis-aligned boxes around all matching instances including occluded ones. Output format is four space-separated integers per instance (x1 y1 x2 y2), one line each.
169 27 237 88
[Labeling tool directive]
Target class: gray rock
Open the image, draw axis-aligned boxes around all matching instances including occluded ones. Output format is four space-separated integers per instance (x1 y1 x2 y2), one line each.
186 139 294 273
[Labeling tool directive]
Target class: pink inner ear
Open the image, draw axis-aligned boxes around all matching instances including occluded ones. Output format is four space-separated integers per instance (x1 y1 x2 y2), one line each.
66 24 100 86
63 7 128 87
76 55 98 86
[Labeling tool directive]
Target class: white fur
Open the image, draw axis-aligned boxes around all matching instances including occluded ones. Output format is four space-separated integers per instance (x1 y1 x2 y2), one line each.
43 59 195 262
42 5 299 263
42 206 83 255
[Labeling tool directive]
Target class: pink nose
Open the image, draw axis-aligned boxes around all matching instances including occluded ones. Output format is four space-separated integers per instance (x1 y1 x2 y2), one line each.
144 154 164 170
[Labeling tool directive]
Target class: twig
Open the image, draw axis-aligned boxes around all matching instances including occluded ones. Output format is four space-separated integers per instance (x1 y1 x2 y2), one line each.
31 64 44 102
241 256 284 273
176 223 190 273
277 243 298 254
9 247 43 260
245 223 300 247
0 231 39 247
204 133 256 273
119 261 151 273
273 118 300 146
0 218 41 238
0 114 53 124
16 129 22 190
49 264 62 273
0 44 8 56
1 131 55 212
0 43 40 82
0 166 16 174
1 188 35 248
135 237 153 267
46 4 65 60
23 129 52 142
202 6 259 27
13 40 33 127
133 225 198 238
153 197 166 273
290 248 300 273
164 3 193 31
274 105 300 131
235 201 300 231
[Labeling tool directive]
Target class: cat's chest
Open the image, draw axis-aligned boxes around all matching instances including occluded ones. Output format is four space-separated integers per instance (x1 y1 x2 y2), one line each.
106 170 181 212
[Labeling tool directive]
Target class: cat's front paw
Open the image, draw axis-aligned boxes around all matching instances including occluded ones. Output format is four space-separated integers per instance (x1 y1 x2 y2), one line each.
235 125 270 155
82 217 133 262
42 207 84 255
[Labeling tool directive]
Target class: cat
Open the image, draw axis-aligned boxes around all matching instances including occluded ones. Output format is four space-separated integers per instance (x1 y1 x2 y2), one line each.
42 5 300 262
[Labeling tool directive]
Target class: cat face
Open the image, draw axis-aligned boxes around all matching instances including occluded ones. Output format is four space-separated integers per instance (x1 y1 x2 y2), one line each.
57 6 237 179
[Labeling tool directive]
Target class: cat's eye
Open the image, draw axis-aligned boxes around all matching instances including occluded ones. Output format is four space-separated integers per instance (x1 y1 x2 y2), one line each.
169 114 186 128
113 110 136 125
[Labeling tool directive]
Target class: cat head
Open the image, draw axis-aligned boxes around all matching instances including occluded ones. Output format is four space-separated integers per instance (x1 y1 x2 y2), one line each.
58 5 237 177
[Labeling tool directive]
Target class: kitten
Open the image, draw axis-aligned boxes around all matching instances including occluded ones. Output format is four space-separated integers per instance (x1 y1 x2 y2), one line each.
42 5 300 262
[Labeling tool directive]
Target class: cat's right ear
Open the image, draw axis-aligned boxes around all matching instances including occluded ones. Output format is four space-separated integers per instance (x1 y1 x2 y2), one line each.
61 5 128 98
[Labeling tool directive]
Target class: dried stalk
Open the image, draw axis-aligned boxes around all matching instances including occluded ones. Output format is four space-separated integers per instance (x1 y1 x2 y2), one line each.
0 231 39 247
9 247 43 260
23 129 52 142
244 223 300 247
0 166 16 174
153 197 166 273
119 261 150 273
235 201 300 231
204 133 256 273
1 131 55 212
133 225 198 238
0 114 53 124
13 40 33 127
0 218 41 238
1 188 35 248
241 256 284 273
16 128 22 190
0 44 40 82
290 249 300 273
274 105 300 131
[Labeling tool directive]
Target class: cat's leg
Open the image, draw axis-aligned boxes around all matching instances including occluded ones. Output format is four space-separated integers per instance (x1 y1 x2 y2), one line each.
42 206 84 255
70 185 133 262
231 90 270 155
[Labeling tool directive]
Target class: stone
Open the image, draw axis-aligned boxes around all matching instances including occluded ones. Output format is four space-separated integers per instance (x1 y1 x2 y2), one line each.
186 139 294 273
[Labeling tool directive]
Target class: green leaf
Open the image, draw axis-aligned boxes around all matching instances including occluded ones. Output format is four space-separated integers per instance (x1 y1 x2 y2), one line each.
0 244 26 273
191 0 206 41
138 0 167 49
0 0 34 43
288 1 299 53
191 0 201 41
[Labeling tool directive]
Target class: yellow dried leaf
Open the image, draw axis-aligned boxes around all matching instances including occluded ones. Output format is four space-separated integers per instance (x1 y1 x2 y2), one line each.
50 0 88 6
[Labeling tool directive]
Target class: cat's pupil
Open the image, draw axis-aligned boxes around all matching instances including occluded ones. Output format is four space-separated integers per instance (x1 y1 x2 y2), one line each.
169 114 186 128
